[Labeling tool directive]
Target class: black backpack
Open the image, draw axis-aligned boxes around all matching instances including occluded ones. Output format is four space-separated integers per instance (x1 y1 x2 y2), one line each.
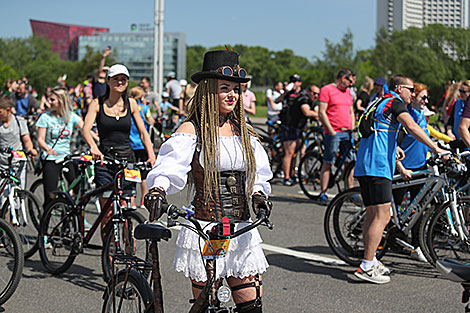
357 96 396 138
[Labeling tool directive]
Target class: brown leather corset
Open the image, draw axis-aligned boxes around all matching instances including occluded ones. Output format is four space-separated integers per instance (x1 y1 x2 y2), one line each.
191 148 250 222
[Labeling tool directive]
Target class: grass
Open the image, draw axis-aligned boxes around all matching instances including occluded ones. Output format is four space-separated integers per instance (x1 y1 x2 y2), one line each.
254 105 268 118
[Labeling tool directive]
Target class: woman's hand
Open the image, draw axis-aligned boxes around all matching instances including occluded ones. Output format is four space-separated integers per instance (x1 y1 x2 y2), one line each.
47 149 58 156
90 146 104 165
30 148 38 157
146 151 156 167
400 168 413 181
396 146 405 161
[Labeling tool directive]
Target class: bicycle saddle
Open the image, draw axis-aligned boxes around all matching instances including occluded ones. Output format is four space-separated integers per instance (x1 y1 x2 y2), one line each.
134 224 172 241
436 259 470 282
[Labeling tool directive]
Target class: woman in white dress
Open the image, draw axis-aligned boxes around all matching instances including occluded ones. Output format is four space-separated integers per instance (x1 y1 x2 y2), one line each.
144 50 273 312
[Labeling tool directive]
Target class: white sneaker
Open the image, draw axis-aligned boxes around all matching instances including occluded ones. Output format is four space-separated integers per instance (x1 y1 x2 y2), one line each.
410 247 427 262
376 261 391 275
354 265 391 284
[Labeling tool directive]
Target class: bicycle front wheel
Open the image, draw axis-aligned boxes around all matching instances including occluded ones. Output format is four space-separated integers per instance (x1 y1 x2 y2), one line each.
1 189 42 259
39 198 79 274
324 187 387 266
101 211 149 283
426 197 470 265
0 218 24 305
298 150 323 200
102 268 154 313
29 178 45 208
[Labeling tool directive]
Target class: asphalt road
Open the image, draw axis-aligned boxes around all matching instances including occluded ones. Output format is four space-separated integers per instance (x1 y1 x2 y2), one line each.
0 174 464 313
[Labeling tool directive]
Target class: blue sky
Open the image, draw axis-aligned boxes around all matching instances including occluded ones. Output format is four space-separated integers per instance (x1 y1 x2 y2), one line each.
0 0 376 61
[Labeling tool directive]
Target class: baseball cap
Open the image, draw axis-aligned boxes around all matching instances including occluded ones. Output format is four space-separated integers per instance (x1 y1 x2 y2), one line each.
108 64 130 78
374 77 386 86
166 71 176 78
289 74 302 83
179 79 188 86
162 91 170 98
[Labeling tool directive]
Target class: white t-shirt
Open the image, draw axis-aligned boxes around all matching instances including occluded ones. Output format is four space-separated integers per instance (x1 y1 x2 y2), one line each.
266 89 283 116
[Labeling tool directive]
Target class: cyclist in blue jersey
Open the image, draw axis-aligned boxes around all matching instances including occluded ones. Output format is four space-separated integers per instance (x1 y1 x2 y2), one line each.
353 75 447 284
446 80 470 140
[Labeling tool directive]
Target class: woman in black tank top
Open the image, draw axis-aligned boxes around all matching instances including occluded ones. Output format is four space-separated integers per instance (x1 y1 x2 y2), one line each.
82 64 156 235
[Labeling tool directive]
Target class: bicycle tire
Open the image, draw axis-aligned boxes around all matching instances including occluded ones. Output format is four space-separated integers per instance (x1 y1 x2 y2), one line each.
324 187 387 266
29 178 45 208
426 197 470 265
1 189 42 259
298 150 323 200
101 211 149 283
39 198 79 274
102 268 154 313
0 218 24 305
418 201 442 265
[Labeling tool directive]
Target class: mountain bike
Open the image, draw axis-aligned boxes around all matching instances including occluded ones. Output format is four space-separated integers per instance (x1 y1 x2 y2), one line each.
324 151 457 266
0 217 24 305
38 157 150 282
0 148 42 259
29 153 100 211
298 128 356 200
102 204 274 313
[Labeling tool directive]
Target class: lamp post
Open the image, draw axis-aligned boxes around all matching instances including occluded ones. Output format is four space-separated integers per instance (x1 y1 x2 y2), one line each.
154 0 164 101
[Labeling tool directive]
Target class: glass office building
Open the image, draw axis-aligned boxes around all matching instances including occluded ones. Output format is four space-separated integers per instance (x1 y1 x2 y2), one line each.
78 32 186 83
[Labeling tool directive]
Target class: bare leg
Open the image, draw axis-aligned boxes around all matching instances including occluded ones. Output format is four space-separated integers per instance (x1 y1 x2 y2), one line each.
282 140 296 180
320 163 332 194
362 203 391 261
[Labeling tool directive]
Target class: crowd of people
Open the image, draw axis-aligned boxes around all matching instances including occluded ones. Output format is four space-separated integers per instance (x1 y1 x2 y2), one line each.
2 46 470 306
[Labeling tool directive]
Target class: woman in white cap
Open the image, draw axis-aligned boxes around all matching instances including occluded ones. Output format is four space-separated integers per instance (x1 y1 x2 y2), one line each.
82 64 156 233
144 50 272 312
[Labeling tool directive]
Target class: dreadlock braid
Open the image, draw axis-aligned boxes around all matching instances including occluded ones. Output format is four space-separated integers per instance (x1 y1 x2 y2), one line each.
187 78 256 204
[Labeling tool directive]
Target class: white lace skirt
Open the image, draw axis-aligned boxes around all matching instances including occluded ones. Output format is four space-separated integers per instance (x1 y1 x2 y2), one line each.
173 219 269 282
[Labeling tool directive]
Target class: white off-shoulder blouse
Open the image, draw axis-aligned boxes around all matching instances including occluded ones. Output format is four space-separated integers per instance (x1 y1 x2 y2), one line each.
146 132 272 196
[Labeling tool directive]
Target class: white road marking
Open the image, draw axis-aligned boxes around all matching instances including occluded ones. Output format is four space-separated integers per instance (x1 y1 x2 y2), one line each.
261 243 346 266
160 221 346 266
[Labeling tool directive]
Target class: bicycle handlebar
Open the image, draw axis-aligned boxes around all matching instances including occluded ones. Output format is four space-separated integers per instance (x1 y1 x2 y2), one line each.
164 203 273 239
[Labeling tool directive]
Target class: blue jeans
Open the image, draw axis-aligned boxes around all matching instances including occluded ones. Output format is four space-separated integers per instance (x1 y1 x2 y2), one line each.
323 132 355 164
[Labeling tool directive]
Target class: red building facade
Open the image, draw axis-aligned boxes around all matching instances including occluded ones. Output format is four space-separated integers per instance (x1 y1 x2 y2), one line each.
30 19 109 60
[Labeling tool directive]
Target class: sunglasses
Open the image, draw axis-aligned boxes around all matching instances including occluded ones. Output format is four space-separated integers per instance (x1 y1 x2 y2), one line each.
310 90 319 96
400 85 415 93
217 65 248 79
420 95 429 102
459 89 469 94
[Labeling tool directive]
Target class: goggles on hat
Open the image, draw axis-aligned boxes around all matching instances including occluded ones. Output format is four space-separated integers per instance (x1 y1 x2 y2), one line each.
216 65 248 79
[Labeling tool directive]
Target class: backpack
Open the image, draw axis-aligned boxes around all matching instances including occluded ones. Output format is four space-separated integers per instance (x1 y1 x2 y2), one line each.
279 90 299 126
358 95 396 138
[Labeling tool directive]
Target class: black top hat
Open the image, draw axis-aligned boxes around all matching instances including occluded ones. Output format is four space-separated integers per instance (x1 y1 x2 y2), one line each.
191 50 250 84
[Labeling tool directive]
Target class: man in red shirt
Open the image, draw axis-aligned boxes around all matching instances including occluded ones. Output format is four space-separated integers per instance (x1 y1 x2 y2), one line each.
318 68 356 204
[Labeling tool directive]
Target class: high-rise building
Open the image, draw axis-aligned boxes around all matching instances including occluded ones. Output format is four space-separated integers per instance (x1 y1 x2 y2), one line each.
377 0 469 34
30 19 109 60
78 32 186 82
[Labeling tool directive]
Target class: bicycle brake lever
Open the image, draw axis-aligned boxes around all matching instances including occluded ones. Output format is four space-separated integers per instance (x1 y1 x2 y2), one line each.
265 219 274 230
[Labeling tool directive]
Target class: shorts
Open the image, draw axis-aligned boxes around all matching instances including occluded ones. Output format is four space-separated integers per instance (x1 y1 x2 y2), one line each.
133 149 149 179
280 125 302 142
323 132 355 164
357 176 392 206
95 150 136 198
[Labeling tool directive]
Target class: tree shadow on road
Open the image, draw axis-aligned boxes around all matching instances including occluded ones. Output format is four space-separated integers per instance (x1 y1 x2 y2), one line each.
381 251 444 280
268 194 314 204
266 253 356 282
22 258 105 292
289 245 338 257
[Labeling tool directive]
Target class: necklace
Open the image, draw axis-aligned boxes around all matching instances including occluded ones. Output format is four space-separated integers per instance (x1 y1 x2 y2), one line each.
106 100 124 120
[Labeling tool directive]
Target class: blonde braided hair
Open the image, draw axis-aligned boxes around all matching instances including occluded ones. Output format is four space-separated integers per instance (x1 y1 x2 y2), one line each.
187 78 256 204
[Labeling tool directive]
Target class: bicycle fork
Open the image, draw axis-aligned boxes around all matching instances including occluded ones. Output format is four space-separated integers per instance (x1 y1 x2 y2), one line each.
446 190 468 241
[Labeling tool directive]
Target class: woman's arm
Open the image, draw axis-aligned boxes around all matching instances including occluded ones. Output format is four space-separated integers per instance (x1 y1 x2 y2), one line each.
37 127 58 156
82 99 102 161
131 100 156 165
